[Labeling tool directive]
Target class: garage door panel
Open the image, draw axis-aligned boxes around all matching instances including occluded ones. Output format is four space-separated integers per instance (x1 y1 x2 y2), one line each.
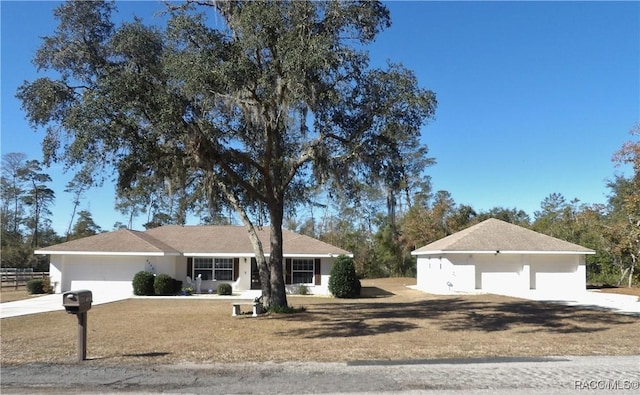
70 280 133 301
475 258 521 293
481 271 519 292
533 272 575 293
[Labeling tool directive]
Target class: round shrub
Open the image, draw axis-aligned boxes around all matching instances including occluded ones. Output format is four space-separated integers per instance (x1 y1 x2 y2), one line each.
132 271 155 296
217 283 232 295
154 273 175 295
328 255 361 298
26 278 47 294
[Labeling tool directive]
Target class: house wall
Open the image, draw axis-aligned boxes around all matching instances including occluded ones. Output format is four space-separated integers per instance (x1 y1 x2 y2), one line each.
182 257 249 294
416 256 456 293
50 254 339 298
416 253 586 296
283 257 334 295
312 257 333 295
50 255 178 299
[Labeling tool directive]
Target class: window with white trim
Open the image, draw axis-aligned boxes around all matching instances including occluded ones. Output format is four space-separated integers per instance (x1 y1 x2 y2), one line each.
214 258 233 281
292 259 314 284
194 258 213 280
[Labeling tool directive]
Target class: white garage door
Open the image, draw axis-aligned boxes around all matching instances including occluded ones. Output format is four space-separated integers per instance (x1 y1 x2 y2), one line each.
474 257 521 294
532 263 577 294
480 270 520 293
69 280 133 303
64 258 144 302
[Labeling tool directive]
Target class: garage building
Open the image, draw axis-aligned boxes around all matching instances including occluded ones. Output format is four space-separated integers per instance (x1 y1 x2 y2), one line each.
411 218 595 297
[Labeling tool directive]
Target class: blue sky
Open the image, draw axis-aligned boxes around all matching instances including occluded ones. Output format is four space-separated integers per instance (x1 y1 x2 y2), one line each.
1 1 639 235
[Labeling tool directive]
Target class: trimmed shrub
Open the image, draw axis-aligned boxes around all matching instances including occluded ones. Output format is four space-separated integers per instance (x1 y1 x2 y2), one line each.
132 271 155 296
217 283 232 295
154 273 175 295
27 277 52 295
328 255 361 298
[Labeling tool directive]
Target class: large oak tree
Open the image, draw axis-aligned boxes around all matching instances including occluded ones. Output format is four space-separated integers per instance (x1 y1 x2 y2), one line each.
18 0 436 307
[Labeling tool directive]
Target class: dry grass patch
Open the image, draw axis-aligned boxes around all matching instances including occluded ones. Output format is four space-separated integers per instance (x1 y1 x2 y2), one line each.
2 278 638 366
592 286 640 298
1 288 38 303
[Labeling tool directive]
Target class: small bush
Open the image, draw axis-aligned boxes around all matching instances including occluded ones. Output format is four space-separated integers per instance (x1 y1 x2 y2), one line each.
26 278 48 294
42 276 54 293
154 273 175 295
328 255 361 298
132 271 155 296
298 284 310 295
217 283 232 295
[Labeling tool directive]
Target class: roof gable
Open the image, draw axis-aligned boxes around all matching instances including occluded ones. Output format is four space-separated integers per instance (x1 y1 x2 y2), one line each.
412 218 595 255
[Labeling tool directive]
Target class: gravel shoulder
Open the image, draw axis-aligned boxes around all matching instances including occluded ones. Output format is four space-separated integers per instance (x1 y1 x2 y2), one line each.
2 355 639 394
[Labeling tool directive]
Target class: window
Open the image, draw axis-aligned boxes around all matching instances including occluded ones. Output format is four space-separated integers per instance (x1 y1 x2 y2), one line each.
194 258 213 280
214 258 233 281
292 259 314 284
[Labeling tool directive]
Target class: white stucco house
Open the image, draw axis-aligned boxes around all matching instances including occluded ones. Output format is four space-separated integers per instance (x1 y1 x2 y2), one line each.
411 219 595 297
35 225 351 299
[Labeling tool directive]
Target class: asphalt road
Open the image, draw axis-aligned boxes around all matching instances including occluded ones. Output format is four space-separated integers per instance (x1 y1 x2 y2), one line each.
2 355 639 394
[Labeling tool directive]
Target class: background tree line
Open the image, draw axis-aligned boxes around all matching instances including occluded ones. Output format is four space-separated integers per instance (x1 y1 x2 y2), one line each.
1 153 102 270
289 127 640 287
3 124 638 287
3 0 638 293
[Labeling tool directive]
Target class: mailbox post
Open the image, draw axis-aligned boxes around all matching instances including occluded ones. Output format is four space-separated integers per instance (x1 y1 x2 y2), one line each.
62 290 92 362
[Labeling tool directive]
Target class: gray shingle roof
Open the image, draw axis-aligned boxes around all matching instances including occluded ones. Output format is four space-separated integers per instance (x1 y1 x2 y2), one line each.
411 218 595 255
34 229 180 255
146 225 350 255
35 226 350 256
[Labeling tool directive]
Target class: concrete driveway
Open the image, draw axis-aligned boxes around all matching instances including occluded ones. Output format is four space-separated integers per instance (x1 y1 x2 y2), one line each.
409 285 640 316
0 292 131 319
517 290 640 316
3 287 639 319
0 289 263 319
479 289 640 316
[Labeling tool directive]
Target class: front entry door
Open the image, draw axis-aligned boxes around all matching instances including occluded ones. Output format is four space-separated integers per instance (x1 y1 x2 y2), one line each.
250 258 261 290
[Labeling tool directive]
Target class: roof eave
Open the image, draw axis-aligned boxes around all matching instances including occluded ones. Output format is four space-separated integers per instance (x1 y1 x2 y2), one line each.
34 250 178 256
184 252 352 258
412 250 595 256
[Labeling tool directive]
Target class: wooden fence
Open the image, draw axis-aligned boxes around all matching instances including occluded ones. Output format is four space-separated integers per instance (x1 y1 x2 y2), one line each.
1 269 49 290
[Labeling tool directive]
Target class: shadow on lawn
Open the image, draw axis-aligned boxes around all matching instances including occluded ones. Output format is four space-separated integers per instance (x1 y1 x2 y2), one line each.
276 297 639 338
359 286 395 298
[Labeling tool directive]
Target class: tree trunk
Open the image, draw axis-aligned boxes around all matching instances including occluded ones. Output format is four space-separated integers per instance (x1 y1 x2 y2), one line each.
617 267 629 287
216 180 273 305
628 254 636 288
267 202 288 308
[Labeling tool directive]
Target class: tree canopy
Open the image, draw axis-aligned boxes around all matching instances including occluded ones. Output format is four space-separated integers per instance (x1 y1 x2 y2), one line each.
17 0 437 306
